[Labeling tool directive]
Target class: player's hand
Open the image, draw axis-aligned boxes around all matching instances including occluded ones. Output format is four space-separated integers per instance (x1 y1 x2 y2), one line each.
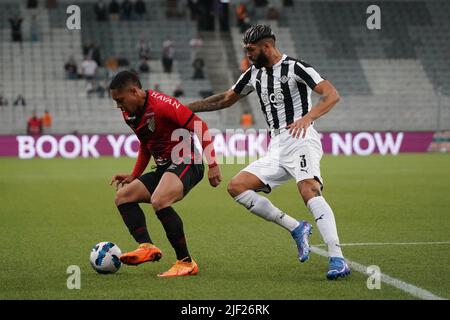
286 115 313 139
208 165 222 188
110 173 135 191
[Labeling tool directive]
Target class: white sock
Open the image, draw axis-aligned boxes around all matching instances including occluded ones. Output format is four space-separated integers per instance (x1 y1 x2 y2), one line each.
234 190 300 232
307 196 344 258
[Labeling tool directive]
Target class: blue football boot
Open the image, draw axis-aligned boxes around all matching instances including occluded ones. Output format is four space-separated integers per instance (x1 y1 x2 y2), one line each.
290 220 313 263
327 257 351 280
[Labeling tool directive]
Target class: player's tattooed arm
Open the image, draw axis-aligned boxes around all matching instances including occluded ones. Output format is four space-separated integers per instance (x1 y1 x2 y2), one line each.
186 89 242 113
307 80 340 121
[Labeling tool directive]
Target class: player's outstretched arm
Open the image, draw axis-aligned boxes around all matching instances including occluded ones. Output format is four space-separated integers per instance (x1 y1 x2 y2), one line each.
186 89 242 113
287 80 340 138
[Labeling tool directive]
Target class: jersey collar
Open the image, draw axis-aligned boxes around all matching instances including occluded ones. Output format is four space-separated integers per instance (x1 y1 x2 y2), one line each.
265 54 287 71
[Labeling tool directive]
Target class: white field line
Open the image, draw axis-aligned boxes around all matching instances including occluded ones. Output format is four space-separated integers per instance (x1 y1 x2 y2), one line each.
311 246 447 300
312 241 450 247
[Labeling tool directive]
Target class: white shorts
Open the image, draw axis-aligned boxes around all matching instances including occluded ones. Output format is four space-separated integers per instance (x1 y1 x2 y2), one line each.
242 127 323 192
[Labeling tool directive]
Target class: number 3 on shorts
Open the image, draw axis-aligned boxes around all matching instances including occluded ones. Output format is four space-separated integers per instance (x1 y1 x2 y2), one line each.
300 155 307 168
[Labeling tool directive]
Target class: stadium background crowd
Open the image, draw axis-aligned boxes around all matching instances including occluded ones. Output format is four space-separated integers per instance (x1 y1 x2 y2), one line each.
0 0 448 151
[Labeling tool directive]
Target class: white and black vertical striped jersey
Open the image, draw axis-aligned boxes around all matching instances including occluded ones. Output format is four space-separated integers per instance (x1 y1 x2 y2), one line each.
232 54 325 130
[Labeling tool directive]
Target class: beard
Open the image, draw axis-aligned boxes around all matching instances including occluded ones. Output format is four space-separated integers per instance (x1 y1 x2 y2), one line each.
252 51 269 69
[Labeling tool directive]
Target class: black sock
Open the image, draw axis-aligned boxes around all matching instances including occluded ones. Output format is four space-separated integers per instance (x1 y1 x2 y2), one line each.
156 207 191 261
117 202 153 244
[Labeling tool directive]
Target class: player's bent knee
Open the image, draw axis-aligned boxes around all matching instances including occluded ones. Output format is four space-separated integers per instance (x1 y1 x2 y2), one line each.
227 179 246 198
150 194 173 212
115 184 146 206
299 180 322 203
114 188 129 207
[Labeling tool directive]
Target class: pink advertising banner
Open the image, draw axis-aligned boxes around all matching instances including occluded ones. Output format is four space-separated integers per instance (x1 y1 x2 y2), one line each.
0 131 435 159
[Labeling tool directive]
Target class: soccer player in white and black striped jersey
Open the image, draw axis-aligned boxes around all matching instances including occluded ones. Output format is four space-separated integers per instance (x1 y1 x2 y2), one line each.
188 25 350 280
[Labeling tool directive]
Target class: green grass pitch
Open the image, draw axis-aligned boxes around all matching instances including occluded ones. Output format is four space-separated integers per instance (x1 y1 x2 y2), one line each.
0 154 449 299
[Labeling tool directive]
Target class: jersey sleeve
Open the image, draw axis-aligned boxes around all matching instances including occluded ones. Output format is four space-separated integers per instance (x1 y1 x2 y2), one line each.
231 66 255 95
293 60 325 90
131 142 151 178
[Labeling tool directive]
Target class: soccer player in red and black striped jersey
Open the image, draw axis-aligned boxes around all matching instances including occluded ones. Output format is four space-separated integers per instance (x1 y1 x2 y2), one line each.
109 71 221 277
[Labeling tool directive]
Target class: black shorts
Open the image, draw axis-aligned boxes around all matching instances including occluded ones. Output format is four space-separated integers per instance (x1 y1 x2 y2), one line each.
138 162 204 196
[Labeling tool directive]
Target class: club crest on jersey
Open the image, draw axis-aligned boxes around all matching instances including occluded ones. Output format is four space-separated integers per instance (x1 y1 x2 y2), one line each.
280 75 290 83
147 116 155 132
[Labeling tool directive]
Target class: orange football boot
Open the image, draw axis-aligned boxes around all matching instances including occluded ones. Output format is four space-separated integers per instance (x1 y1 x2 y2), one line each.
157 257 198 278
119 243 162 266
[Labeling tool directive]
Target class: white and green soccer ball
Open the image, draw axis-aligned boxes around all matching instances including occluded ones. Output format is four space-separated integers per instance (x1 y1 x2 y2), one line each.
90 242 122 274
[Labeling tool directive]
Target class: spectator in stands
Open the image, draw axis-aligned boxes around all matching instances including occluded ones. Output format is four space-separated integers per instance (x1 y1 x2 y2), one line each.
240 110 254 128
27 111 42 135
137 36 151 60
117 53 130 67
187 0 199 21
216 0 230 32
267 5 280 20
86 81 96 98
46 0 57 9
166 0 183 18
196 0 215 31
109 0 120 20
27 0 39 9
192 57 205 79
9 15 23 42
138 59 150 73
81 55 98 81
30 14 41 42
96 80 107 98
83 42 102 66
0 95 8 107
235 3 251 33
254 0 268 21
95 0 109 21
105 56 119 78
86 79 107 98
162 37 175 74
41 110 53 133
189 33 203 63
154 83 161 92
64 56 79 80
13 95 27 107
121 0 133 21
134 0 147 20
254 0 268 6
173 84 185 98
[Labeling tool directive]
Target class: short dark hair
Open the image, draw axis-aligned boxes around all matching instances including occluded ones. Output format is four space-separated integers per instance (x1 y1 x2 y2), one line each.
243 25 276 44
109 70 142 90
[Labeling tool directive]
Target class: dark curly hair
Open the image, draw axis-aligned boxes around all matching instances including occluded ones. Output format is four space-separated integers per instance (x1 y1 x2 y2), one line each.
242 25 276 44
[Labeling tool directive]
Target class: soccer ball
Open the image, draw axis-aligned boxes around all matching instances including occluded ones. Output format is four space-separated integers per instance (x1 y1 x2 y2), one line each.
90 242 122 274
